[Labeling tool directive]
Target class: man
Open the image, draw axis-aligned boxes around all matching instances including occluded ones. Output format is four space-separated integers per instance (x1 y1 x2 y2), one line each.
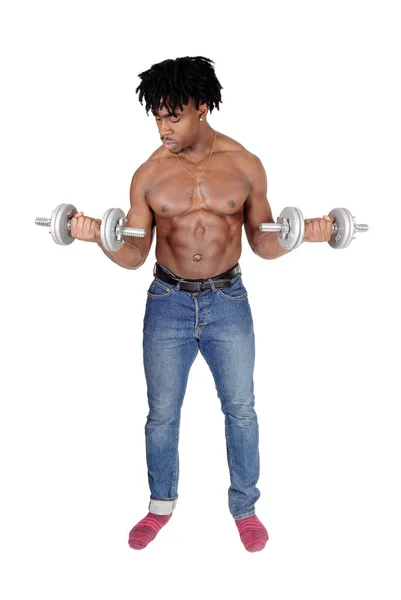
71 56 334 552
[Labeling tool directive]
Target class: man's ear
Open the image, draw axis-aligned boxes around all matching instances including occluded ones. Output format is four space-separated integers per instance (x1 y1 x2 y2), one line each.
198 102 208 120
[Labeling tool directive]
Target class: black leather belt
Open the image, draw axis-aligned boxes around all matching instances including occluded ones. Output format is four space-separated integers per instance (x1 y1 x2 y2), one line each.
153 262 241 292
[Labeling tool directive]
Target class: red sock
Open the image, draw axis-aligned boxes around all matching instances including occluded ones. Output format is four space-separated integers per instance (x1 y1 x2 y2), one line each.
128 512 172 550
235 515 269 552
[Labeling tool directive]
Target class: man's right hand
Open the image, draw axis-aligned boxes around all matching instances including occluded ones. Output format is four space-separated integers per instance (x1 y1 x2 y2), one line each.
70 211 102 243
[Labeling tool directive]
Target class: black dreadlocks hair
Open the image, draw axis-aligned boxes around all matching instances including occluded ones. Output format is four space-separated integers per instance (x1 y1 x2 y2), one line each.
135 56 223 117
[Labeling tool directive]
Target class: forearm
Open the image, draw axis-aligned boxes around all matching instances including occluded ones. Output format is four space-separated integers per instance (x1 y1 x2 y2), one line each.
96 238 145 269
252 231 296 259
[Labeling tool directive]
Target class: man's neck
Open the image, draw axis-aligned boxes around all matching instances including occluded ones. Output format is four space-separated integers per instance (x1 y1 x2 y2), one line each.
178 126 216 163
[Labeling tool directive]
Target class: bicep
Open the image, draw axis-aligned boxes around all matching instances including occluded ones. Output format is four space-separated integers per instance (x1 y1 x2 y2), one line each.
243 156 274 246
125 165 155 255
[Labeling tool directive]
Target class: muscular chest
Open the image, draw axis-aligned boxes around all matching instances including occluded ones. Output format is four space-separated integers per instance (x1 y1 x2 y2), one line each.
147 163 250 219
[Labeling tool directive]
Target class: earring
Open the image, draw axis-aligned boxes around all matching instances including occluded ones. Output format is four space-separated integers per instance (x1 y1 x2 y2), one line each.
199 118 203 121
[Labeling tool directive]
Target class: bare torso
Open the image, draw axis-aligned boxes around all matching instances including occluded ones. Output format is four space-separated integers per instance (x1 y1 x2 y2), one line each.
144 132 253 279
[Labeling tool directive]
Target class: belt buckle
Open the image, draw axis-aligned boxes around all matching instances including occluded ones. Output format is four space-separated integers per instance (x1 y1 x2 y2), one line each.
153 263 157 276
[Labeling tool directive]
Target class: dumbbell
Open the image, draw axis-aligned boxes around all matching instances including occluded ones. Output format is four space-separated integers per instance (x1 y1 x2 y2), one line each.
35 203 146 251
259 207 369 250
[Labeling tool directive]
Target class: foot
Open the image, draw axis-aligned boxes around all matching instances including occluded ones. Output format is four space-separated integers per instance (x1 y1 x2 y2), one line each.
128 512 172 550
235 515 269 552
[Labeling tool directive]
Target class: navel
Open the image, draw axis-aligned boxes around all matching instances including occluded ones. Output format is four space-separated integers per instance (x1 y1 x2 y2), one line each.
162 205 170 212
228 200 235 208
193 254 202 262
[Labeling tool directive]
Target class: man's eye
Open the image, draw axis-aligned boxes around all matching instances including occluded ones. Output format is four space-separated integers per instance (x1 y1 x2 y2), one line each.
155 118 180 123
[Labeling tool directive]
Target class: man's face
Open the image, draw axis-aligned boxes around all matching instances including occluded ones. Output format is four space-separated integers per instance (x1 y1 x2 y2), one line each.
153 97 205 153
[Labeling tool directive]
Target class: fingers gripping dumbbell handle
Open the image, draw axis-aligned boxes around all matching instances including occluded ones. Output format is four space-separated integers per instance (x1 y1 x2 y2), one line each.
34 216 146 238
259 206 369 251
259 220 369 234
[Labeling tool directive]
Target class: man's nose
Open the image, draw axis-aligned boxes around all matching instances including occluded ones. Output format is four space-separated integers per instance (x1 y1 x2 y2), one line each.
159 122 173 136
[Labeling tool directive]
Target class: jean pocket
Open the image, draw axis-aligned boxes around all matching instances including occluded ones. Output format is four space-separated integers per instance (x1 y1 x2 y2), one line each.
217 275 248 300
147 278 176 299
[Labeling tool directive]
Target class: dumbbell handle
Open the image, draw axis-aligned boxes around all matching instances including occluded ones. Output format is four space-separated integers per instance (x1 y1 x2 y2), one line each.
259 219 369 234
114 218 146 239
35 217 52 227
34 216 146 238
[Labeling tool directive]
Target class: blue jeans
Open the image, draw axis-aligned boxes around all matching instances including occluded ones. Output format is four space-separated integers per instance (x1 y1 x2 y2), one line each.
143 262 260 520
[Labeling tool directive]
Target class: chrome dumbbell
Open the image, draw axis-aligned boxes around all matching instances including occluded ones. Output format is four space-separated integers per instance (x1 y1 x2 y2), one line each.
35 204 146 251
259 206 369 250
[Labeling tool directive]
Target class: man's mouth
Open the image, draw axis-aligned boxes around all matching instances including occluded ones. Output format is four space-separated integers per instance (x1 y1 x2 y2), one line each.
163 140 176 148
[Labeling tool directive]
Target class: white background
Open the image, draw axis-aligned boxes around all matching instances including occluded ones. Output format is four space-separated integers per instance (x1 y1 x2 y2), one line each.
1 1 400 598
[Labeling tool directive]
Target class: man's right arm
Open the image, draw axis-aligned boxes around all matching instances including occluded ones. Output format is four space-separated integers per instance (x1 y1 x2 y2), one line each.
97 163 155 269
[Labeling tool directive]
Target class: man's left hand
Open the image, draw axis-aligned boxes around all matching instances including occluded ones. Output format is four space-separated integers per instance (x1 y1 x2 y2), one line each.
303 215 335 242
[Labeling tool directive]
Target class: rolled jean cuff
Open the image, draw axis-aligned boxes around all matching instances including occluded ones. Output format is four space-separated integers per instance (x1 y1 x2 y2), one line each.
233 509 256 521
149 497 178 515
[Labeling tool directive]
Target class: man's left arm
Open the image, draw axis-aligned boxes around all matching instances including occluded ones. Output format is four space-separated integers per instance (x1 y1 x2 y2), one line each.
243 155 335 259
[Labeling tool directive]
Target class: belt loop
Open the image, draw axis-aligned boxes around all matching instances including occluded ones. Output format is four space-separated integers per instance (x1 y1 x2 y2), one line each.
176 278 184 291
207 277 217 292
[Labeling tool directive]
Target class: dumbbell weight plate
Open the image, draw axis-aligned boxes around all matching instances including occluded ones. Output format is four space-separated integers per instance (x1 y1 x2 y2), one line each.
328 208 354 249
278 206 305 251
50 203 78 245
101 208 126 251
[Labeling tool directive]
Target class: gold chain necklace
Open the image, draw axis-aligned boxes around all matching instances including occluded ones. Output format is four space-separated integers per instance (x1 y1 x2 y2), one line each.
174 130 217 181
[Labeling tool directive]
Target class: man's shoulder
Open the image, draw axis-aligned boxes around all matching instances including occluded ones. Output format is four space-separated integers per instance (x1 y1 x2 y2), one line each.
217 133 260 165
132 150 169 179
146 144 171 162
217 132 245 152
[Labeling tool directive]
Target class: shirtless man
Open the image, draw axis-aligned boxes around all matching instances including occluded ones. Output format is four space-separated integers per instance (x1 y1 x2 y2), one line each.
70 56 334 552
